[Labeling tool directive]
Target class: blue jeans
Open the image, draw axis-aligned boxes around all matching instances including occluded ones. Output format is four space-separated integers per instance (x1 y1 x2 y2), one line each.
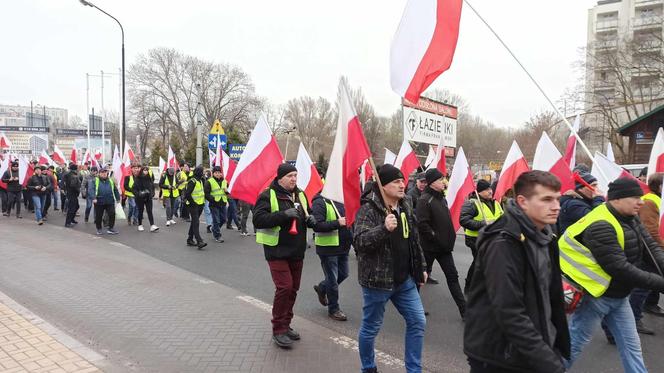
359 277 425 373
85 196 94 221
204 201 213 226
31 194 45 221
210 204 227 239
51 190 60 209
226 199 241 228
567 296 646 373
318 254 349 314
127 197 137 223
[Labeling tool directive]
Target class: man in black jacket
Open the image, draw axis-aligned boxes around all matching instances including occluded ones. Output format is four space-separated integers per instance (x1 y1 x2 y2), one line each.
26 165 51 224
354 164 427 373
417 168 465 318
464 170 570 373
252 163 316 349
557 171 604 234
183 166 207 249
63 163 81 227
1 161 22 218
311 194 352 321
562 177 664 372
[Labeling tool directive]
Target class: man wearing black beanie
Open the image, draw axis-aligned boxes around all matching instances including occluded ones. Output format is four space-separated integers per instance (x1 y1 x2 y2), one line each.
561 177 664 371
460 178 503 293
253 162 316 349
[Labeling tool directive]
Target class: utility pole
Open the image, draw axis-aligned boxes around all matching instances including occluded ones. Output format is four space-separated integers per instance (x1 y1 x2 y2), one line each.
195 83 203 166
101 70 105 164
86 73 91 153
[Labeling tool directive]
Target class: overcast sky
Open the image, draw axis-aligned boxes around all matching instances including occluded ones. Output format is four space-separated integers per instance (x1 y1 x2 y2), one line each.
1 0 598 127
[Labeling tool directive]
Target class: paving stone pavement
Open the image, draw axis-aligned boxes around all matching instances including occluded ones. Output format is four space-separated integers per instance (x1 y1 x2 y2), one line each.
0 218 407 373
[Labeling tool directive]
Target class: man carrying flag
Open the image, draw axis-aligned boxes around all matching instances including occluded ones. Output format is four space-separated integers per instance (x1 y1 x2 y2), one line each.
354 164 427 373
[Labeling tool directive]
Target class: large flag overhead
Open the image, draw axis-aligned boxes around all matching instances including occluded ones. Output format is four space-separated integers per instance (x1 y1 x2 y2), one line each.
38 150 55 167
52 145 67 166
390 0 463 103
394 139 420 185
229 114 283 205
494 141 529 202
563 115 580 170
647 127 664 182
18 155 34 187
295 143 324 204
322 78 372 226
384 148 397 165
532 131 574 193
0 132 12 149
70 143 78 164
592 152 649 194
445 147 474 232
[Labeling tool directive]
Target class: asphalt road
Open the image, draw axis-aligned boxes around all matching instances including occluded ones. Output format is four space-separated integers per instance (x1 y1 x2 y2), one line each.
12 199 664 372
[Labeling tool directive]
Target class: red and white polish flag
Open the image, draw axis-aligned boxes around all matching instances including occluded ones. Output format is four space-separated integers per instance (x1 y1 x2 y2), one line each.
360 159 373 191
394 139 420 185
112 145 124 189
659 187 664 240
38 150 55 167
427 134 448 175
321 77 372 226
209 149 216 168
591 151 649 194
167 146 178 170
52 145 67 166
390 0 463 103
70 143 78 164
424 145 436 169
124 141 136 163
647 127 664 182
533 131 574 193
0 132 12 149
18 155 34 186
296 143 324 204
494 141 529 202
384 148 397 166
606 142 616 162
159 157 166 173
229 114 283 205
215 143 237 183
0 156 8 189
562 115 581 170
445 147 475 232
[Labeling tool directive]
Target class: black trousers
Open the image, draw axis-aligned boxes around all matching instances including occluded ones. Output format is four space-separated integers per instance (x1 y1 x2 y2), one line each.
424 251 466 314
187 203 203 242
94 203 115 230
180 197 189 220
43 192 52 217
135 197 154 225
24 190 32 210
1 188 8 213
464 237 478 293
65 192 79 224
7 191 21 216
646 290 660 306
468 358 522 373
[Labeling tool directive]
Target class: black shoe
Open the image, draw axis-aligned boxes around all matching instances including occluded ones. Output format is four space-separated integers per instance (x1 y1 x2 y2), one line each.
607 335 616 345
286 328 300 341
84 218 89 223
72 220 79 225
186 239 197 246
64 223 74 228
214 237 224 243
16 215 22 219
636 320 655 335
272 333 293 349
644 304 664 317
313 285 328 306
2 213 8 217
197 241 208 250
54 208 59 211
206 225 212 233
362 368 379 373
426 276 439 285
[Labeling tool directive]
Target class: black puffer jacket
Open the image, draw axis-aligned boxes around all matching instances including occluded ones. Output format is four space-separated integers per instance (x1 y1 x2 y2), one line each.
252 180 310 261
416 186 456 253
460 196 495 250
581 203 664 298
353 184 426 290
132 172 155 200
464 201 570 373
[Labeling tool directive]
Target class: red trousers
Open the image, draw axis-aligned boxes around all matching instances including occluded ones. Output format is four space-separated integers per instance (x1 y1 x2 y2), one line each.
267 259 303 334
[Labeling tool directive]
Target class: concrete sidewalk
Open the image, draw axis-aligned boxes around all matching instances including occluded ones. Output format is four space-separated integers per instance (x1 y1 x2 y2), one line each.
0 218 406 372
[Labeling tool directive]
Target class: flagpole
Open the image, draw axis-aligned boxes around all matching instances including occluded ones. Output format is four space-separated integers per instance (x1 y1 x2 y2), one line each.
367 157 392 215
463 0 608 180
473 190 488 224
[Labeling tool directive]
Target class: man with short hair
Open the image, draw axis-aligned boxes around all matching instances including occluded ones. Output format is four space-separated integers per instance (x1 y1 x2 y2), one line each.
178 162 193 222
354 164 427 373
92 167 120 235
2 161 22 218
124 163 141 225
557 171 605 234
464 170 570 373
562 177 664 372
407 172 427 210
63 163 81 227
81 166 98 223
417 168 465 318
253 163 316 349
26 165 50 225
204 165 228 243
184 166 207 249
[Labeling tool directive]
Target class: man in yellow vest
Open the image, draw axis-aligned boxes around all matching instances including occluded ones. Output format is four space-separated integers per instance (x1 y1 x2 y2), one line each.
183 166 207 249
311 193 351 322
640 173 664 318
252 163 316 349
177 162 193 222
460 179 503 293
123 163 141 225
561 177 664 372
204 166 228 243
159 167 179 226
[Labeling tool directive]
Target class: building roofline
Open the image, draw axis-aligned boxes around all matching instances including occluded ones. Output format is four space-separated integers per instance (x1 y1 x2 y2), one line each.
618 103 664 134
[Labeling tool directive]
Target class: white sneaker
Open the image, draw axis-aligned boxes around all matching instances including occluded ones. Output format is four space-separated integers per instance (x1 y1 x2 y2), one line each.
166 220 171 227
138 225 144 232
170 220 177 225
150 225 159 232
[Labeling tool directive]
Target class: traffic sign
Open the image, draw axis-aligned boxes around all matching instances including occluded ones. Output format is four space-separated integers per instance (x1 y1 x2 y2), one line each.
208 119 227 151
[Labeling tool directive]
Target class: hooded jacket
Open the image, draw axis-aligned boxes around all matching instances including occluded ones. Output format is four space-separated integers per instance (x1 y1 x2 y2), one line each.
557 190 605 234
464 200 570 373
252 179 311 261
353 184 426 290
416 186 456 253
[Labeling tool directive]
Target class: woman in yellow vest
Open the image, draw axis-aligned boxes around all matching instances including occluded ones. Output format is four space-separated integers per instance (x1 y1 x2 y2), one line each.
639 173 664 317
204 166 228 243
183 166 207 249
159 167 179 226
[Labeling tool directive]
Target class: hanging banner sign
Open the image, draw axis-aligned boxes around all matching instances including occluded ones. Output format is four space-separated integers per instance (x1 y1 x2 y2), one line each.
402 97 457 148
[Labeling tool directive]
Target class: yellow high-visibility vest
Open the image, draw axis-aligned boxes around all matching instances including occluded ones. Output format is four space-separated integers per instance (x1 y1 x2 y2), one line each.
256 189 308 247
314 200 339 247
558 203 624 297
208 178 228 203
464 199 503 237
162 175 180 198
642 193 661 210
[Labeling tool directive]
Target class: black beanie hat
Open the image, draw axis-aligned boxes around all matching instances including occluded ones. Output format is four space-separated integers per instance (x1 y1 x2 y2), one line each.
277 163 297 180
425 168 443 185
212 165 222 173
607 177 644 200
575 172 597 190
69 163 78 171
193 165 204 179
476 179 491 193
378 164 404 185
416 172 426 181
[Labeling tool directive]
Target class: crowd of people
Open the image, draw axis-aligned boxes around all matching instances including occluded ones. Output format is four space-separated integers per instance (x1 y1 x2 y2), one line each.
3 157 664 373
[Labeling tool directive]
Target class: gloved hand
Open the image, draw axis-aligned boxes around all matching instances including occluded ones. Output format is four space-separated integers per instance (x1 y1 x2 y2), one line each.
283 208 299 219
306 214 317 228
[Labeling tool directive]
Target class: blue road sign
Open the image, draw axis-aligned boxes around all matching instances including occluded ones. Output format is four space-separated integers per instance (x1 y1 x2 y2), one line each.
208 134 227 151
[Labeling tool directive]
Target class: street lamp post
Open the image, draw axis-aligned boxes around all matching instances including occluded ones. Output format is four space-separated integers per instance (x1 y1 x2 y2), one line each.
283 126 297 161
79 0 125 155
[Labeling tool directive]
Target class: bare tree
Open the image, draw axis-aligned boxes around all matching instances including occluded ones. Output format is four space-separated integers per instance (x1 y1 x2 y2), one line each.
284 96 336 161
